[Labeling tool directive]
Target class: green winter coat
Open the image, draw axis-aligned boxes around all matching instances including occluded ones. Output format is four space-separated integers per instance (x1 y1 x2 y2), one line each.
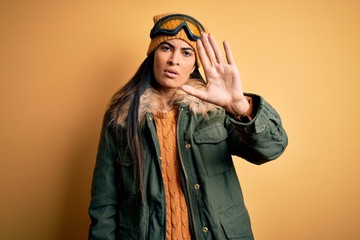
89 87 288 240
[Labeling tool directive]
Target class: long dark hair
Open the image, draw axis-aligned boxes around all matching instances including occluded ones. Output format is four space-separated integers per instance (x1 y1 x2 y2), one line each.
105 51 204 195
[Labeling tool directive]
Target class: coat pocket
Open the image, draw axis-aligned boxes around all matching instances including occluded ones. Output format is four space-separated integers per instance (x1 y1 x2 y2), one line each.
220 203 254 239
115 146 141 196
193 123 232 176
117 224 141 240
193 122 228 144
117 196 148 240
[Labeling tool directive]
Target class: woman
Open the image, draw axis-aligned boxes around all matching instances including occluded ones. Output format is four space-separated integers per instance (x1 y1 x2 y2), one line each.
89 13 288 240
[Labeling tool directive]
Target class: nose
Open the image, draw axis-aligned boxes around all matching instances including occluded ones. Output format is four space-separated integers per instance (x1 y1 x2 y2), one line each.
167 52 180 66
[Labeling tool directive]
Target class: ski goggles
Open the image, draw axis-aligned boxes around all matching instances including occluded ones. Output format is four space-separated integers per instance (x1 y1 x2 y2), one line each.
150 14 206 41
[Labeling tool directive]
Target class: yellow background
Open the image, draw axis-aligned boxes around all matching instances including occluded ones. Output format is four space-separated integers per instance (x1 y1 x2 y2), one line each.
1 0 359 239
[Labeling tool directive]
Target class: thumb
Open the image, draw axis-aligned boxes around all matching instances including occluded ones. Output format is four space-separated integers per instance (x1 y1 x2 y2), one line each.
180 85 207 101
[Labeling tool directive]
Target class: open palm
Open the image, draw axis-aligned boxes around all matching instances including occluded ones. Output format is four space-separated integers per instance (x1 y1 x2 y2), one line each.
181 33 250 116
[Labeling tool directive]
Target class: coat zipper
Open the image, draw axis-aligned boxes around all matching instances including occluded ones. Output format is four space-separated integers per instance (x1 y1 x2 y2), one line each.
177 108 199 240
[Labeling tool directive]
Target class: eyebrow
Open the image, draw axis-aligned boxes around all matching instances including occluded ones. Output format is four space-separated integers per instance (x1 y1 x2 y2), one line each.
161 41 194 51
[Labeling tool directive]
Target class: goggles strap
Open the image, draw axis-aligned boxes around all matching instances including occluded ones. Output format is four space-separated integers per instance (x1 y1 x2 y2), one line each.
150 14 205 40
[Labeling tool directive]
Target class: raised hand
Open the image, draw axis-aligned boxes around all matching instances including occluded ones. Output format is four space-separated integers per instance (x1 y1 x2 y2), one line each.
181 32 252 117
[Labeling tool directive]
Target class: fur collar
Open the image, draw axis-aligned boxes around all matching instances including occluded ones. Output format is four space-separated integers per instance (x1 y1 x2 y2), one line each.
115 80 220 126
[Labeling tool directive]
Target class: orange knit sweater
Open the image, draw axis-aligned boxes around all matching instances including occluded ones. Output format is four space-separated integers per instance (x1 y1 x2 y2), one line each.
154 110 191 240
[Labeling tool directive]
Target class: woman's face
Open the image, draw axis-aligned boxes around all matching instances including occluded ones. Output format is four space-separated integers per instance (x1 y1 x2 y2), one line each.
153 39 196 92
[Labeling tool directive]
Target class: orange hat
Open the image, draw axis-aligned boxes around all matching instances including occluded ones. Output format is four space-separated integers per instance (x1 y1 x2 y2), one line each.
147 13 206 67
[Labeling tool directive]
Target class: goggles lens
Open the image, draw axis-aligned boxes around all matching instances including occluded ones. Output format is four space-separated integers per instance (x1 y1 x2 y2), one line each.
150 14 206 41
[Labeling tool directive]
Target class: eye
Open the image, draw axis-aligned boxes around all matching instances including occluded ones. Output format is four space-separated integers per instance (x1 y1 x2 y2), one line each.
161 45 171 51
183 50 193 57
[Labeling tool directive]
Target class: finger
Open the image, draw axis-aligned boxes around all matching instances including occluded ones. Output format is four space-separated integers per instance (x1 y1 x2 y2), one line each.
196 39 211 69
200 32 217 66
208 34 225 64
223 41 235 65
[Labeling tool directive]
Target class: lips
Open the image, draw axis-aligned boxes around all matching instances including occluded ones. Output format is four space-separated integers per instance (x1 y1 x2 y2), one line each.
164 68 179 78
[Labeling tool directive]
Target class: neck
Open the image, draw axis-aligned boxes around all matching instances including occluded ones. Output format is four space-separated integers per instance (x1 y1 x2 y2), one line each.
157 88 178 112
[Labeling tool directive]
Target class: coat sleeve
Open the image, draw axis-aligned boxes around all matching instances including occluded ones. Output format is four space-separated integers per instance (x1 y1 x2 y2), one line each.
227 94 288 165
88 124 118 240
